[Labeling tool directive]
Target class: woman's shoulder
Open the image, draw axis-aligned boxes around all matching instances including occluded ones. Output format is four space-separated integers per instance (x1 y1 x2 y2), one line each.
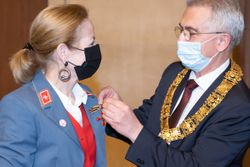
0 82 37 109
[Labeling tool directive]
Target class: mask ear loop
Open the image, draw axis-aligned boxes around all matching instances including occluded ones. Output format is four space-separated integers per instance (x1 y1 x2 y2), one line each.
66 61 77 67
58 61 71 82
200 35 222 60
200 35 222 69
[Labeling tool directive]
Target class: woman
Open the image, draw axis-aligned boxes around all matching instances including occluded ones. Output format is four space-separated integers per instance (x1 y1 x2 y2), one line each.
0 4 106 167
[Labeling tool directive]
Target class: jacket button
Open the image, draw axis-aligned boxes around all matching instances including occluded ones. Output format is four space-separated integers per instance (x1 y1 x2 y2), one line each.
137 158 144 164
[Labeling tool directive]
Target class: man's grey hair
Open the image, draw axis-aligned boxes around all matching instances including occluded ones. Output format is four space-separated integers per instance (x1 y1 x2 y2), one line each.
187 0 244 50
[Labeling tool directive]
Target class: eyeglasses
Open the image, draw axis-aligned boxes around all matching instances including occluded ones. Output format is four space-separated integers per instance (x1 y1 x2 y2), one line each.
174 24 225 41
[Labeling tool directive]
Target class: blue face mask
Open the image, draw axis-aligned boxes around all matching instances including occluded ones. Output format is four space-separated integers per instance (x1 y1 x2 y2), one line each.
177 40 217 72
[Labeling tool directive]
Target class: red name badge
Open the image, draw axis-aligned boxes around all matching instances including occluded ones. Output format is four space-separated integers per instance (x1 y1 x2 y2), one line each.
39 89 52 106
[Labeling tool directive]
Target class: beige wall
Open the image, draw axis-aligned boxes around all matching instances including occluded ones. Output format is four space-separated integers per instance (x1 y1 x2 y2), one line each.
49 1 184 166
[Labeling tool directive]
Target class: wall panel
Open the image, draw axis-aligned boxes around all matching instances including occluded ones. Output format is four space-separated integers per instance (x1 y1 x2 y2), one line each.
241 1 250 166
0 0 47 97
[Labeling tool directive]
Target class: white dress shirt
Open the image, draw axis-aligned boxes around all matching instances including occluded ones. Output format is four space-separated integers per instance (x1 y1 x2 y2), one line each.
49 82 88 127
173 59 230 127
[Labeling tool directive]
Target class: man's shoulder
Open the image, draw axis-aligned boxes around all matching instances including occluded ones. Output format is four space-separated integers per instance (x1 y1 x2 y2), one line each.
161 61 185 77
154 61 187 89
167 61 183 68
227 80 250 105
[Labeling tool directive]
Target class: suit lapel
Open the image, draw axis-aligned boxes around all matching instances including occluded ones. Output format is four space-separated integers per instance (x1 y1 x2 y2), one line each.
146 65 190 137
170 71 191 114
82 90 103 136
167 70 191 147
31 71 80 146
83 93 98 125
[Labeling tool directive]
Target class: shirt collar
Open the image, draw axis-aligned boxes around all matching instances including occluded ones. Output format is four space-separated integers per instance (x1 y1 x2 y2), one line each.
72 83 88 105
189 59 230 90
49 82 88 107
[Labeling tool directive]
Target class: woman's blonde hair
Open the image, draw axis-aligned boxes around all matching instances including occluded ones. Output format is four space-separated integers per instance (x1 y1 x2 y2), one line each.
10 4 88 84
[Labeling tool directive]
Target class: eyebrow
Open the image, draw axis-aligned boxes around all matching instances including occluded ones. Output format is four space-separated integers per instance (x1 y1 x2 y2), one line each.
179 23 199 33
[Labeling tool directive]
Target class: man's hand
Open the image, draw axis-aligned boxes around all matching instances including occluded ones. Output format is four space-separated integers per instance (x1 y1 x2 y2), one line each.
98 86 121 104
102 98 143 143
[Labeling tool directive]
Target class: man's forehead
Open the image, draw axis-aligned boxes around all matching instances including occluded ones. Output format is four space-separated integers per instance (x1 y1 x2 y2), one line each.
180 6 212 30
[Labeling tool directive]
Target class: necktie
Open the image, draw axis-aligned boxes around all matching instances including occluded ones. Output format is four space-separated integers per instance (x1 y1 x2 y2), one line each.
169 79 198 128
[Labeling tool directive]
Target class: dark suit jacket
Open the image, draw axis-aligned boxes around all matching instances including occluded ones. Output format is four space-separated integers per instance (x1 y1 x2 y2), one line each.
107 62 250 167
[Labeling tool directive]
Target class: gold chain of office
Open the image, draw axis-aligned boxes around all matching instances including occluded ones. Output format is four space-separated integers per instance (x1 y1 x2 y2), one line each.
159 61 243 143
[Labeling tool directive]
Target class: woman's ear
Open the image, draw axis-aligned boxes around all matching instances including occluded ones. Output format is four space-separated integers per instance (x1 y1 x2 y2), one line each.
56 43 69 63
216 34 231 52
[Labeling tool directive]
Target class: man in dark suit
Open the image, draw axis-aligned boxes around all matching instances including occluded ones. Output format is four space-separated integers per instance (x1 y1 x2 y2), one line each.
98 0 250 166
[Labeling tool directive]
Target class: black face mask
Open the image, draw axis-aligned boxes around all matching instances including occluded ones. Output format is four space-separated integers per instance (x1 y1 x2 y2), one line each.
68 44 102 81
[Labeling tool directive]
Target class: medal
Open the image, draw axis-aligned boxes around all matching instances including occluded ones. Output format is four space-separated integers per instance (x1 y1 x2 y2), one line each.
89 104 102 113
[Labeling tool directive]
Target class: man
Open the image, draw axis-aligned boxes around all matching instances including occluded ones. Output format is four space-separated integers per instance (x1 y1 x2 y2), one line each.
99 0 250 166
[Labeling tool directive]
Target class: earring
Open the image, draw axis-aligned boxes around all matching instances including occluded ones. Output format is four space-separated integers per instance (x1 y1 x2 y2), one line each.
58 62 71 82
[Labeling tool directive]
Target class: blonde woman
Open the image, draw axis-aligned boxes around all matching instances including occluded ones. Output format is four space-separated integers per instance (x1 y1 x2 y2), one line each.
0 4 106 167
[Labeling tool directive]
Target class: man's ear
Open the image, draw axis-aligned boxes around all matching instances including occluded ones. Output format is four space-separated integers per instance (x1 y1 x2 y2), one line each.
216 34 232 52
56 43 69 63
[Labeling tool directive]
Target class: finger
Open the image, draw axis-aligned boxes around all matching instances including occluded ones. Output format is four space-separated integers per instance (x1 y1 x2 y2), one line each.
102 99 117 110
102 104 119 121
97 96 103 105
97 88 107 104
105 98 130 111
98 86 115 104
102 110 116 125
